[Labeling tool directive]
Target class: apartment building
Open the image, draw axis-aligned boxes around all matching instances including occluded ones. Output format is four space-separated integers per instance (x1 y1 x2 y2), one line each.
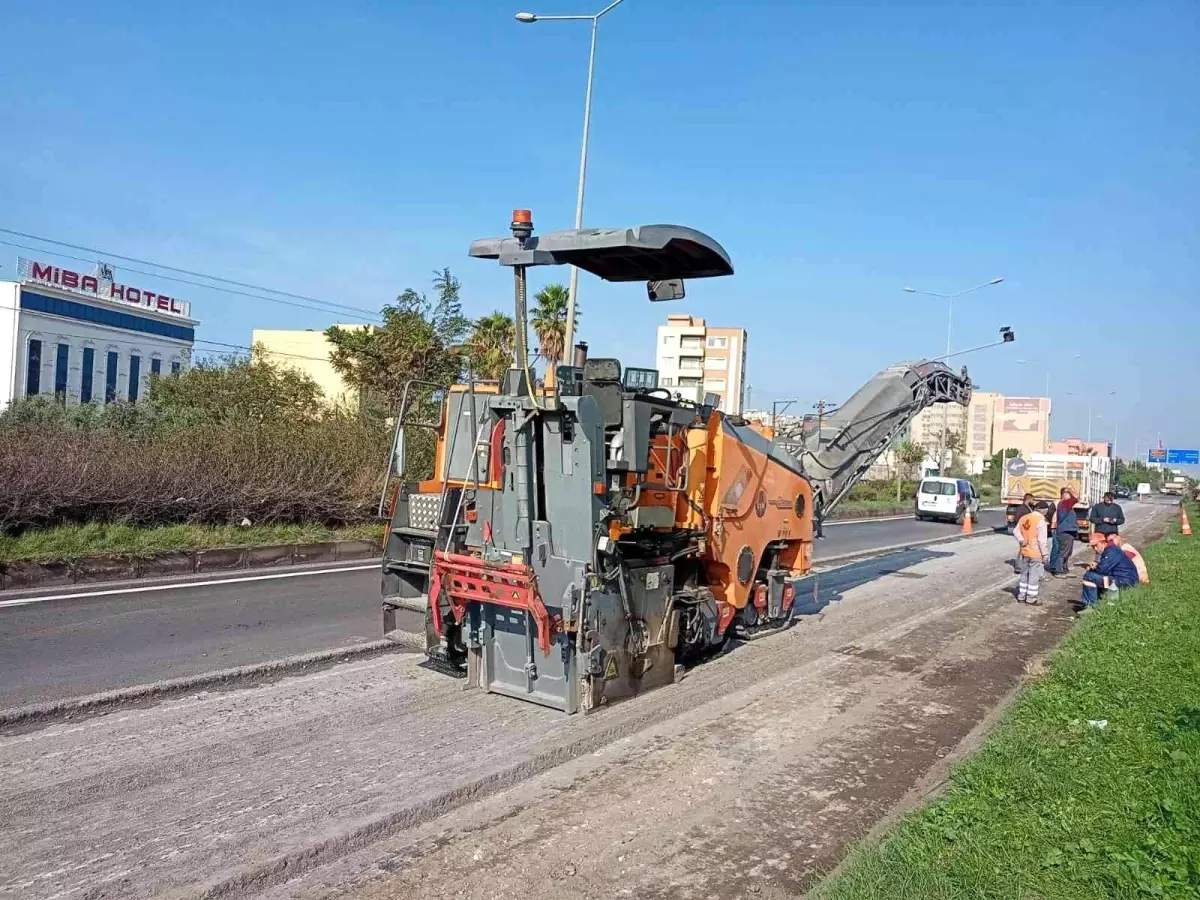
654 314 748 414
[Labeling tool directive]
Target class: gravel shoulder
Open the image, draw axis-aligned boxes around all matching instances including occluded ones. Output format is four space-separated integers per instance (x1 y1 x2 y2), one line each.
0 503 1168 900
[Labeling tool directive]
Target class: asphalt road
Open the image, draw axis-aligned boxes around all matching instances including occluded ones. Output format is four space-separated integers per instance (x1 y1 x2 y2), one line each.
0 511 1006 709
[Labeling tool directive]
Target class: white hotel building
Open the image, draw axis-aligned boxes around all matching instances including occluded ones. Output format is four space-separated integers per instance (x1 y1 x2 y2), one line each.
1 258 197 409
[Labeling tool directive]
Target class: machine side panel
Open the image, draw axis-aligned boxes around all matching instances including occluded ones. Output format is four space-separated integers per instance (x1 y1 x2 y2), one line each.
442 391 494 482
709 421 814 610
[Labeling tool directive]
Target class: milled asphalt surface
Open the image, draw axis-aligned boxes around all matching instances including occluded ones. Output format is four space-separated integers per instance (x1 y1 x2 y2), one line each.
0 503 1167 900
0 511 1007 708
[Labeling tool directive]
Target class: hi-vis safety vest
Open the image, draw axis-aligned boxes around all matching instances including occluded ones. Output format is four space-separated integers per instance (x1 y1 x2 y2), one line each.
1122 544 1151 584
1017 512 1045 560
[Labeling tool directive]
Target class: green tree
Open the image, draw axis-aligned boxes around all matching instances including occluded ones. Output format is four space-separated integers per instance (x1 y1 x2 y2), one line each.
530 283 576 368
326 268 470 414
1115 459 1163 491
149 351 326 425
468 311 515 381
981 447 1022 488
894 439 928 501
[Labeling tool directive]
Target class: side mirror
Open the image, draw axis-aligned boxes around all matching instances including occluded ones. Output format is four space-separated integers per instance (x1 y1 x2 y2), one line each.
648 278 685 302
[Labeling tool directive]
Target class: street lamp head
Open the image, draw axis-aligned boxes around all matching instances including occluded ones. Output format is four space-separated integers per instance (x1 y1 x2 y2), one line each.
902 286 916 293
989 277 1005 285
515 11 537 22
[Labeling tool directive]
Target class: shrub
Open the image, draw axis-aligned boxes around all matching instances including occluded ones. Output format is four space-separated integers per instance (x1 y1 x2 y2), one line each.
0 357 391 533
0 414 389 532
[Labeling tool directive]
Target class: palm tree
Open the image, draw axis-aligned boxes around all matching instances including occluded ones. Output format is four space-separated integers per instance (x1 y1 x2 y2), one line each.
530 283 577 369
468 311 515 380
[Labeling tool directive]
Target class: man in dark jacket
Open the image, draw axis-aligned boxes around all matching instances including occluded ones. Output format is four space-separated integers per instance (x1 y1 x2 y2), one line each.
1076 533 1139 610
1089 492 1125 537
1051 486 1080 575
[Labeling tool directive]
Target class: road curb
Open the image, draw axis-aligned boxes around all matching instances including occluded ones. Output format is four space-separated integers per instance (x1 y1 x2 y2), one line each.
0 638 420 729
827 505 1002 527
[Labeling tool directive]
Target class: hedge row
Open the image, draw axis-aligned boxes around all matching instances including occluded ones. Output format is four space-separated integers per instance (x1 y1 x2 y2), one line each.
0 419 390 532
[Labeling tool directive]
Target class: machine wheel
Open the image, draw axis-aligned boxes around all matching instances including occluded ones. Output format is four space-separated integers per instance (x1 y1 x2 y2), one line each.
954 507 965 526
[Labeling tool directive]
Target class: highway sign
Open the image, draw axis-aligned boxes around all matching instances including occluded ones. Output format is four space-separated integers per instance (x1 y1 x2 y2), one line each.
1148 448 1167 464
1166 448 1200 466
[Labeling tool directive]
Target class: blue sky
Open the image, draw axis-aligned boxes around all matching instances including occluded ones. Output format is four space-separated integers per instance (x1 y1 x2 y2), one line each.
1 0 1197 462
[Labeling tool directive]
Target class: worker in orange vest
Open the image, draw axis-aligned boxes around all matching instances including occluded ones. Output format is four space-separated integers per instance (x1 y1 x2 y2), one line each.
1015 504 1050 604
1109 535 1150 585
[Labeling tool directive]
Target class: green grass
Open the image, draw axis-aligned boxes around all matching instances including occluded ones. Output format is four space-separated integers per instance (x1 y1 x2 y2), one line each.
837 499 912 515
813 503 1200 900
0 521 386 564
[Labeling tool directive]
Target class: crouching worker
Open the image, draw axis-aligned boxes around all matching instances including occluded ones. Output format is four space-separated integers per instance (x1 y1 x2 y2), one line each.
1015 503 1050 604
1077 534 1139 611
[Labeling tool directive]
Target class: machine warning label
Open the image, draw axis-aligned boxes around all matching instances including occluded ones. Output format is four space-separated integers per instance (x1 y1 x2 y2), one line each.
604 656 619 680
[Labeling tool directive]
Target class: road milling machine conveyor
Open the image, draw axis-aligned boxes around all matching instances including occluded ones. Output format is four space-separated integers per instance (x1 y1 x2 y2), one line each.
381 211 971 713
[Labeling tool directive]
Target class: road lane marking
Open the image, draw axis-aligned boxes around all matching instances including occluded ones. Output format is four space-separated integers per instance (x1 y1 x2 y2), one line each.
0 564 380 609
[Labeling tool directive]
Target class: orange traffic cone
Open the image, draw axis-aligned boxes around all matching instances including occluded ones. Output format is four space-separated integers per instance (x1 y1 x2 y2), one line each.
962 507 974 534
1182 506 1193 537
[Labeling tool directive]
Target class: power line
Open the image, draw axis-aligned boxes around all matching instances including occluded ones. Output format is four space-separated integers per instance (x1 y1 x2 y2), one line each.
0 302 342 365
0 239 380 325
0 228 381 320
194 338 335 364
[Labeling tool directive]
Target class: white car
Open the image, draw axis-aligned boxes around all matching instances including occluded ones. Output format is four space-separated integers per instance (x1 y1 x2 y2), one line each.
915 476 981 524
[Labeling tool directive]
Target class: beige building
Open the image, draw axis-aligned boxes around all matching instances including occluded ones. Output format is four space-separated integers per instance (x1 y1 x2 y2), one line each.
654 314 748 414
251 327 363 408
909 392 1051 472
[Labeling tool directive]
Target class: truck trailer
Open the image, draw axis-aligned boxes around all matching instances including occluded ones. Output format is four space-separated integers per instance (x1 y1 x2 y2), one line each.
1002 453 1113 535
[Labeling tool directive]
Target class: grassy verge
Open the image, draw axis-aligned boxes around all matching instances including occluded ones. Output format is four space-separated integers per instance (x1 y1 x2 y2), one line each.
0 522 387 564
813 503 1200 900
836 499 911 515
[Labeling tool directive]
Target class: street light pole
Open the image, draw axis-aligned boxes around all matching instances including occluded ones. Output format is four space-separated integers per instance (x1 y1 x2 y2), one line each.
516 0 627 356
903 277 1005 473
1068 390 1116 446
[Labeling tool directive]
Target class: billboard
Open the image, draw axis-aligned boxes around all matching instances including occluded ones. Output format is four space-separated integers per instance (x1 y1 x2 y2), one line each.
1000 397 1044 420
995 397 1049 457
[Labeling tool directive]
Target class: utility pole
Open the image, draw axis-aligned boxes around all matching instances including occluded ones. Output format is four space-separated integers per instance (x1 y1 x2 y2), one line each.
813 399 831 446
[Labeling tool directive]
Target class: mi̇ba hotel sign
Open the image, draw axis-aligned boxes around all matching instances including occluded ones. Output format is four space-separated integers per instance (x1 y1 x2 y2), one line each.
17 258 193 317
1 258 199 409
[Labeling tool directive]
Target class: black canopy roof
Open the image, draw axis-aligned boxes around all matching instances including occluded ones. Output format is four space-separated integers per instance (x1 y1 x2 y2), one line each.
469 225 733 282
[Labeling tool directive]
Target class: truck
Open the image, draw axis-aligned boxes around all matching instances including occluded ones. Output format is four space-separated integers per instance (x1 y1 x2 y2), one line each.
379 211 975 714
1002 453 1113 536
1137 482 1152 500
1161 477 1187 496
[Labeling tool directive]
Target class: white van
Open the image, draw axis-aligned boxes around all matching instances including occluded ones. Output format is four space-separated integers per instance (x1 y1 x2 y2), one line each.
915 476 980 524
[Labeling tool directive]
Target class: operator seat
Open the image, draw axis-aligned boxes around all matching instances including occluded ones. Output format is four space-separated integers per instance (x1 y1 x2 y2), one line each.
582 358 625 429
